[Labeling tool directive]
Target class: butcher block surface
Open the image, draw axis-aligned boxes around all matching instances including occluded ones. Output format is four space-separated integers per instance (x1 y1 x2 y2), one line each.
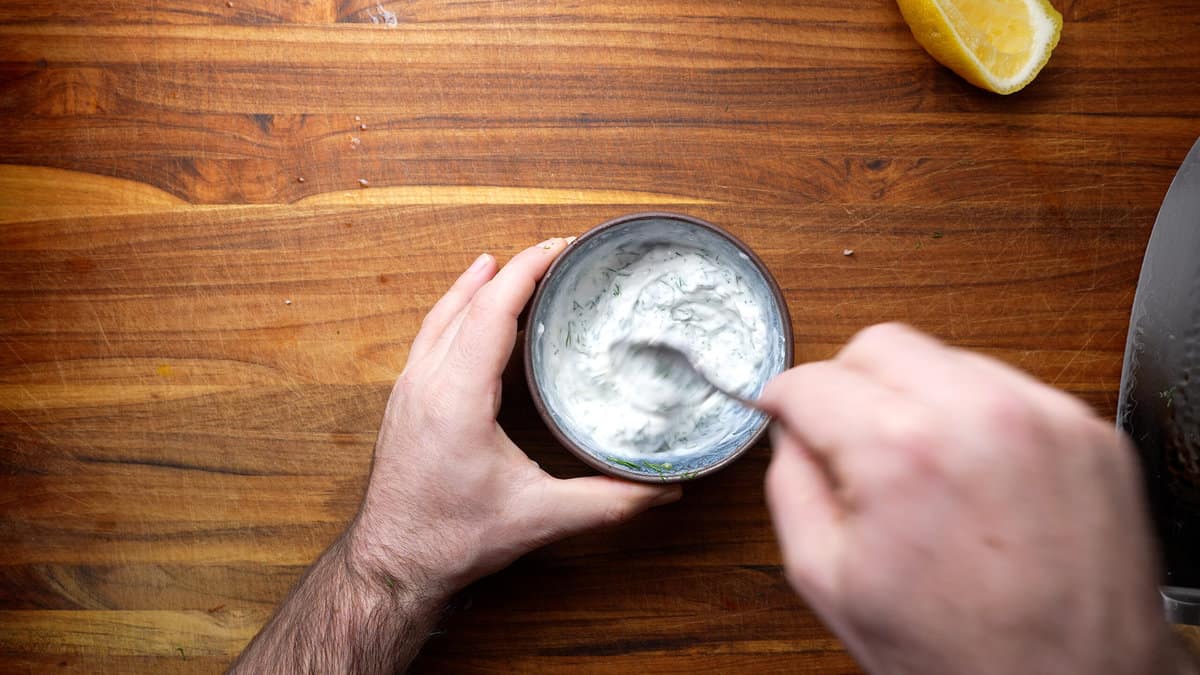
2 1 1199 672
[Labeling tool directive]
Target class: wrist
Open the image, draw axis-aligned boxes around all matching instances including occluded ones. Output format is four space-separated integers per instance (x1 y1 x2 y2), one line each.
342 512 456 609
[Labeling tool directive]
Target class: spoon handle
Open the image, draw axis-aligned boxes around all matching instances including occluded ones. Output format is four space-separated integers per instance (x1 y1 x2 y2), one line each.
707 380 769 415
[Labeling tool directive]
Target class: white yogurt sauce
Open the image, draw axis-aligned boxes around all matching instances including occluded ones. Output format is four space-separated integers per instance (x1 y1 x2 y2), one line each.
542 243 768 457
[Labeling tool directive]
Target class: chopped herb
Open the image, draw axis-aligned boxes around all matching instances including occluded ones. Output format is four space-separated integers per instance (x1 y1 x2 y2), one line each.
604 267 632 277
931 231 944 239
612 283 621 297
1160 386 1177 407
640 461 671 474
606 456 642 471
176 647 186 660
671 306 695 322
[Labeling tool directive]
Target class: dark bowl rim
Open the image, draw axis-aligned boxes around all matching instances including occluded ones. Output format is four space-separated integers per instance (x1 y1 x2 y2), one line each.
523 211 795 483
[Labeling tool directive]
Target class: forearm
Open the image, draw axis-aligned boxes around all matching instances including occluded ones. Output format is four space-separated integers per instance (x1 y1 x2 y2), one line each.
230 532 447 675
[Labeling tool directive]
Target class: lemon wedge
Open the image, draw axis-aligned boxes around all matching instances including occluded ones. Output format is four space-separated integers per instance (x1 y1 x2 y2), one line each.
897 0 1063 94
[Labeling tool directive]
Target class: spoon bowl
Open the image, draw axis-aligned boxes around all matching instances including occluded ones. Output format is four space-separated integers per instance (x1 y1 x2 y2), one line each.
611 339 767 414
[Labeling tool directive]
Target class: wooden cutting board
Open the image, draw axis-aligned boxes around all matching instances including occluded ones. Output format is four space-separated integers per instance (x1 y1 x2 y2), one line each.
1 1 1198 672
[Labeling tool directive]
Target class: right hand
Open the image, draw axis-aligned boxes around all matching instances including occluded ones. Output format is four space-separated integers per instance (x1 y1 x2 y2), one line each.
760 323 1177 674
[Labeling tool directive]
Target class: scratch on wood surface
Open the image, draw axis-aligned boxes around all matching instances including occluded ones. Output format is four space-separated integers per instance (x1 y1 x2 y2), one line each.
0 337 36 378
0 395 60 450
87 306 114 355
1045 293 1088 340
1050 330 1097 386
983 224 1033 272
840 205 881 229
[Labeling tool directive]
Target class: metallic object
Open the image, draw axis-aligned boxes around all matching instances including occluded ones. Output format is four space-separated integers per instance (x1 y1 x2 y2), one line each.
614 340 768 414
1118 137 1200 625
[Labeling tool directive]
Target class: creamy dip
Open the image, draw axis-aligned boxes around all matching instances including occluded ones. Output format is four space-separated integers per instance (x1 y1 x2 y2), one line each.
540 243 768 457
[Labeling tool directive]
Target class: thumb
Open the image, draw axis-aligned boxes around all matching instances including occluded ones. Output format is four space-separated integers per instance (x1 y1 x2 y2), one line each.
765 426 842 599
535 475 682 542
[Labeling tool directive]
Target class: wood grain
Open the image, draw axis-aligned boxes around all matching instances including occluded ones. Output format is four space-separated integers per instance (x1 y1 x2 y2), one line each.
1 0 1198 672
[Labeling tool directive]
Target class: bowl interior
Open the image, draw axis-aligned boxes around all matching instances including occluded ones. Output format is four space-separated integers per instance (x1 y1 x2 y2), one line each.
528 215 791 481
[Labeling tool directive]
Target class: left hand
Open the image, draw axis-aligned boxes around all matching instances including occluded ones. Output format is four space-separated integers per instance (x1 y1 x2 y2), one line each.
346 237 682 599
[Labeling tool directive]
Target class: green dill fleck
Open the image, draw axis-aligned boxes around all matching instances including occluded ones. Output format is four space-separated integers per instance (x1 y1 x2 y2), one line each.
1160 386 1177 407
612 283 621 297
606 456 642 471
384 576 396 590
931 231 944 239
564 322 574 348
604 267 632 277
176 647 186 660
572 300 583 311
640 461 671 474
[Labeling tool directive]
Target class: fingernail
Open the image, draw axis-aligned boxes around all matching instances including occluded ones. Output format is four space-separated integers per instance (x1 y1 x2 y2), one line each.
651 486 683 507
468 253 492 273
565 236 577 244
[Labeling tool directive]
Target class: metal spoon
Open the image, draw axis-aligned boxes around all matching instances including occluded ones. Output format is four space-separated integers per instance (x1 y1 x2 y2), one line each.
614 339 769 414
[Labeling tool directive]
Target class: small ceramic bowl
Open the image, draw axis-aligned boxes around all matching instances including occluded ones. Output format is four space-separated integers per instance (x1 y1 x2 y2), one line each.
524 212 793 483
